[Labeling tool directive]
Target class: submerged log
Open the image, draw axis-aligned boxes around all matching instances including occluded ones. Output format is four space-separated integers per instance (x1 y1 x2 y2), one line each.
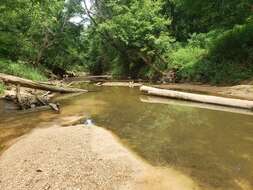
0 73 87 93
140 85 253 110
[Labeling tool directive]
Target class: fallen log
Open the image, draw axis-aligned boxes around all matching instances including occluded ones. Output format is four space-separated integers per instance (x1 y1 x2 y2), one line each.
0 73 87 93
140 85 253 110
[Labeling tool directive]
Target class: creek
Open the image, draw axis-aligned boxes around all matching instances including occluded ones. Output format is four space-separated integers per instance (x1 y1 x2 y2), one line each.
0 85 253 190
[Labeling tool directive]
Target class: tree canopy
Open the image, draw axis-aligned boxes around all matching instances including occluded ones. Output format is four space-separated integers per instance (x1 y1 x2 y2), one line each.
0 0 252 83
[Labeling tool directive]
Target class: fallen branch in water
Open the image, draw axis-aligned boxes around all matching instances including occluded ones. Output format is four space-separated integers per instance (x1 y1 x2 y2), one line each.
140 85 253 110
8 85 60 112
0 73 87 93
0 73 88 112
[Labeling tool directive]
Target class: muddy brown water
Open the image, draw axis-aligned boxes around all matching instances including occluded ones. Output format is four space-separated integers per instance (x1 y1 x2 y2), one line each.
0 85 253 190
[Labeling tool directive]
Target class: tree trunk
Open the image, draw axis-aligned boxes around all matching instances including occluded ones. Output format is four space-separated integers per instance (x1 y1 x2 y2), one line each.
0 73 87 93
138 53 166 76
140 85 253 110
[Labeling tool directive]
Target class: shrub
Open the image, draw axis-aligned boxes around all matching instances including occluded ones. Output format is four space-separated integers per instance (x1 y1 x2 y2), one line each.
168 46 207 81
210 22 253 63
168 22 253 84
197 22 253 84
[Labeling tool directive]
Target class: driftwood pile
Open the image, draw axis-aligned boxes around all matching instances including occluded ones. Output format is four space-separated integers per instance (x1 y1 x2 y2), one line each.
0 73 87 112
13 85 60 111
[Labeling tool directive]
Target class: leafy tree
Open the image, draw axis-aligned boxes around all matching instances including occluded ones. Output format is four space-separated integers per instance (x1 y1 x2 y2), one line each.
83 0 173 78
0 0 85 74
0 0 252 83
162 0 252 40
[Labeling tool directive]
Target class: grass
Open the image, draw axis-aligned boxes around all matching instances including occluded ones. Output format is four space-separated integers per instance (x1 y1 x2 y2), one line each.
0 59 47 81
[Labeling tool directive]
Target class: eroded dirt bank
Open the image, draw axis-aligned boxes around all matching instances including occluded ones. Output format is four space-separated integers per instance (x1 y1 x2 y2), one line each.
0 125 199 190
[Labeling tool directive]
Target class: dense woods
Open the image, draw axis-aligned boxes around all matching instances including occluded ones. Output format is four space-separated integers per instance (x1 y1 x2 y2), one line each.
0 0 252 84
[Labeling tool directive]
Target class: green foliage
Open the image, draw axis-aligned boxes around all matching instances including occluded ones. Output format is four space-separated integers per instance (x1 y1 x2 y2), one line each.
198 22 253 84
0 0 252 83
0 0 85 73
164 0 252 40
210 22 253 62
0 59 47 81
85 0 173 78
169 22 253 84
83 0 253 83
82 30 110 75
169 46 207 81
0 82 4 95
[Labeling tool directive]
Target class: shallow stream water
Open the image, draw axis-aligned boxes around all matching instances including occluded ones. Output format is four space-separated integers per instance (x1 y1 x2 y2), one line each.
0 86 253 190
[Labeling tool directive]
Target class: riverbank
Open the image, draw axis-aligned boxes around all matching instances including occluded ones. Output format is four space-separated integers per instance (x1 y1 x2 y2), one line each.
0 124 198 190
2 81 253 111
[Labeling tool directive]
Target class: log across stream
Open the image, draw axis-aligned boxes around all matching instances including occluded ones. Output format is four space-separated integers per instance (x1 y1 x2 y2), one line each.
140 85 253 110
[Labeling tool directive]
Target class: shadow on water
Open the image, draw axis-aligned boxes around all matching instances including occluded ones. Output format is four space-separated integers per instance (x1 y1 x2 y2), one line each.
0 86 253 189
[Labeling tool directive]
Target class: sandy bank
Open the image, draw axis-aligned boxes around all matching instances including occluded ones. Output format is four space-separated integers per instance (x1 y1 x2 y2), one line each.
0 125 198 190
